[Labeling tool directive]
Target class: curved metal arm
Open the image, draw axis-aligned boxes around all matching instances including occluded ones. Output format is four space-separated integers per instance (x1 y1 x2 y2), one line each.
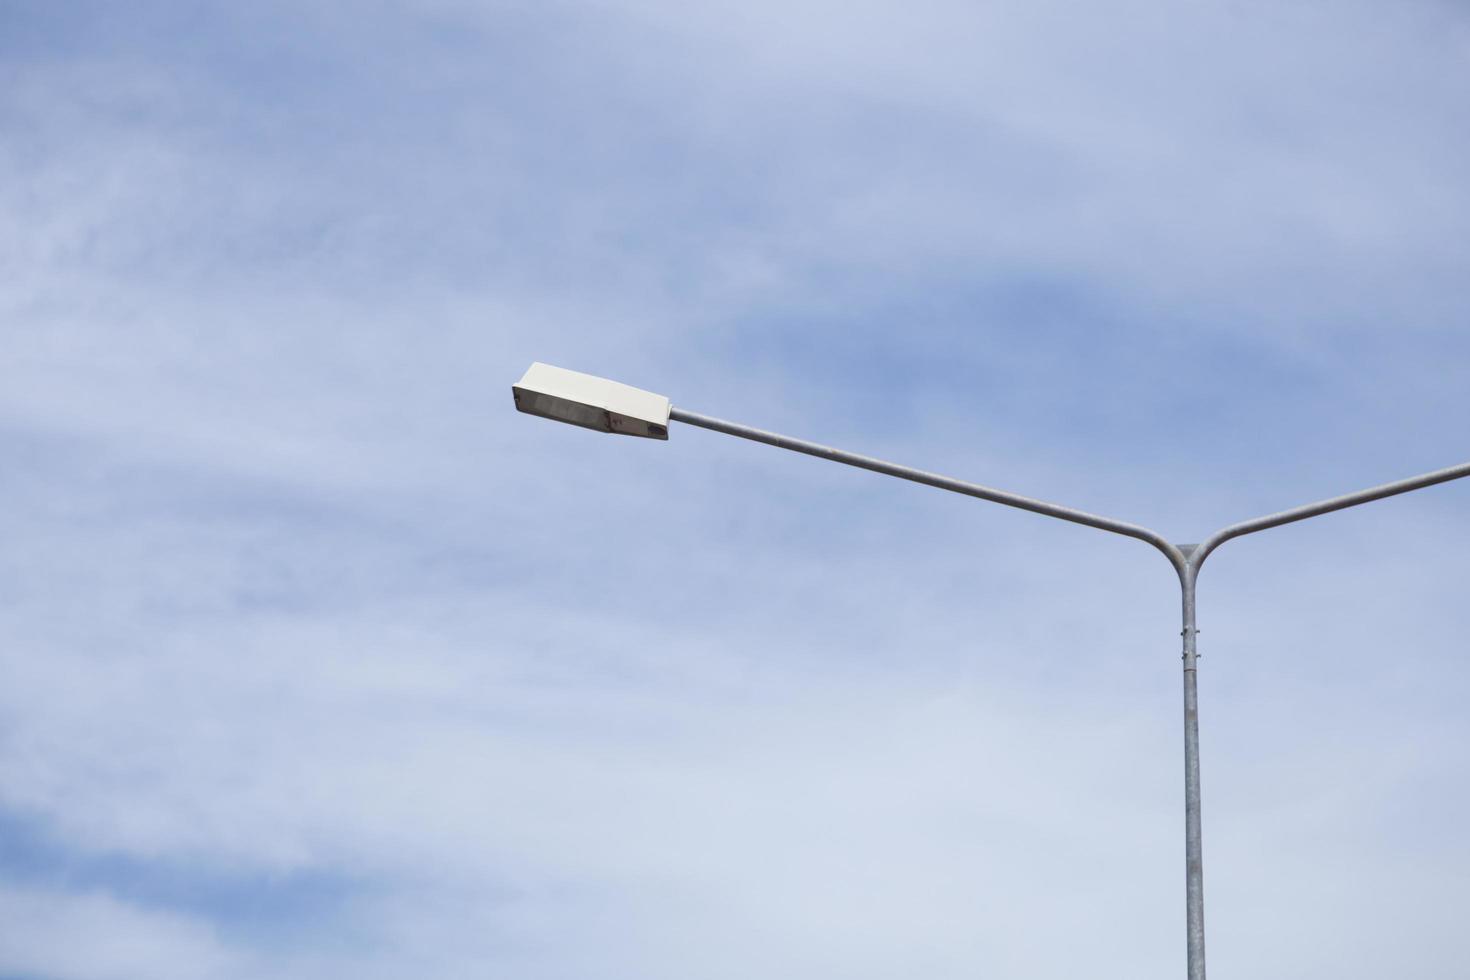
1192 458 1470 568
671 408 1186 570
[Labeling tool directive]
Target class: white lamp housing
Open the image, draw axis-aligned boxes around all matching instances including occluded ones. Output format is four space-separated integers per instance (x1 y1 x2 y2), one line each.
512 362 671 439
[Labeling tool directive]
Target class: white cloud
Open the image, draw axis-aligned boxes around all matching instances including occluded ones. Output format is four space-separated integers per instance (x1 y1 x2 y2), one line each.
0 887 245 980
2 1 1469 977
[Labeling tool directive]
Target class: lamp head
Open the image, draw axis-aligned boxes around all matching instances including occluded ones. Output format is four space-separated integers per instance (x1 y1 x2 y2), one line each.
512 362 670 440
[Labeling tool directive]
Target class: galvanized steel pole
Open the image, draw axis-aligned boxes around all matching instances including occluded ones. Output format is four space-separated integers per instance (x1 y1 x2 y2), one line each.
1178 561 1205 980
1172 456 1470 978
655 407 1470 978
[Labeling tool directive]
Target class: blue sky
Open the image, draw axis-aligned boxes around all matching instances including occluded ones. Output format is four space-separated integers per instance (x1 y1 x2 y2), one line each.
2 1 1469 977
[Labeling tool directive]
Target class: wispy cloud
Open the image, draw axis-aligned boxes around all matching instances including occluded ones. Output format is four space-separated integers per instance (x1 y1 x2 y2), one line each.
3 1 1469 977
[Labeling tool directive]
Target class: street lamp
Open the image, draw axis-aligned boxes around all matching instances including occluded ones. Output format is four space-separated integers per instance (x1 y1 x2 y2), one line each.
513 362 1470 980
513 362 671 439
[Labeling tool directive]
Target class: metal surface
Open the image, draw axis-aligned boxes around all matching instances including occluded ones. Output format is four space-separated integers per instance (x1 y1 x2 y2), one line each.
1180 567 1205 980
661 403 1470 979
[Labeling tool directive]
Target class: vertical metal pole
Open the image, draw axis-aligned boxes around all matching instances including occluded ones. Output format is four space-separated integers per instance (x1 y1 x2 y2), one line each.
1181 563 1206 979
